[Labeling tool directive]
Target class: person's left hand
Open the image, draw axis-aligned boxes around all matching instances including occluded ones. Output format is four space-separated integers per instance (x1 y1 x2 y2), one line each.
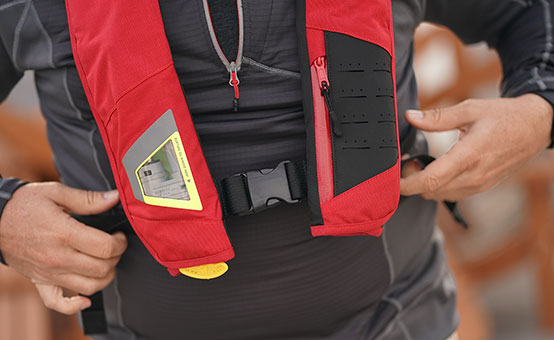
400 93 553 201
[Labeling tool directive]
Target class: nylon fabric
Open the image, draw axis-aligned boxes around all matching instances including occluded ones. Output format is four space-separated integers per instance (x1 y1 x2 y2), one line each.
303 0 400 236
66 0 234 270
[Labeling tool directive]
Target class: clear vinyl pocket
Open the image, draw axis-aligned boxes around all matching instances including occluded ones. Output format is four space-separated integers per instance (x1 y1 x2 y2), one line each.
122 109 202 212
135 130 202 210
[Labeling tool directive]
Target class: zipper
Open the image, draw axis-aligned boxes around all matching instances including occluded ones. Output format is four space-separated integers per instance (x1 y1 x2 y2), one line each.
202 0 244 112
314 56 342 136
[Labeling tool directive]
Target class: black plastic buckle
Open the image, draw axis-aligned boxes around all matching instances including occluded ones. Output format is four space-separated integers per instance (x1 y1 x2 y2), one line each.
240 161 299 215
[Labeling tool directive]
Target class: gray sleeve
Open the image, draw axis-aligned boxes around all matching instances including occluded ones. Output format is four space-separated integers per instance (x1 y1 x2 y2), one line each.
0 41 22 103
424 0 554 99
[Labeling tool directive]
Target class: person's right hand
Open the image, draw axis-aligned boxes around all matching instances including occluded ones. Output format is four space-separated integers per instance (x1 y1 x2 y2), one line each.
0 182 127 315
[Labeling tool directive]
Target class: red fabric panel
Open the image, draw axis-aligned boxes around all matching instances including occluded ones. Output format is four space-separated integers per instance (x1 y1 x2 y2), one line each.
65 0 234 270
306 28 325 65
306 0 393 57
311 162 400 237
305 0 400 237
65 0 172 120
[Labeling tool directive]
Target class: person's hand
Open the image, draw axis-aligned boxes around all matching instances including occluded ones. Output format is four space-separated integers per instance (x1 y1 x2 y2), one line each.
401 94 553 201
0 182 127 314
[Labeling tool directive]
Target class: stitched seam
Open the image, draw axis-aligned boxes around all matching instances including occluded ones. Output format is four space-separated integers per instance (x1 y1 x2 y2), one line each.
505 73 554 96
533 67 548 90
0 0 25 12
113 274 138 340
63 68 113 190
375 284 439 340
104 63 173 126
258 0 274 58
510 0 533 7
382 296 403 312
29 3 54 68
88 127 113 190
11 0 30 72
131 215 223 225
381 229 396 286
509 0 553 95
243 56 301 79
540 0 553 70
398 320 414 340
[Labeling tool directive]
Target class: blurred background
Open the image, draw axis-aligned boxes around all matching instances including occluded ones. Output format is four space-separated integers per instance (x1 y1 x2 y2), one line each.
0 23 554 340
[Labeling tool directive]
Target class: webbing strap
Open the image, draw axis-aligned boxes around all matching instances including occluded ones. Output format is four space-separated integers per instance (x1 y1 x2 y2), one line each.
81 291 107 334
72 210 130 335
401 155 469 229
220 161 307 216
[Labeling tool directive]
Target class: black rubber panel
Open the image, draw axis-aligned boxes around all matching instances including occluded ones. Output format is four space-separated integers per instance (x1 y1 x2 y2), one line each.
325 31 398 195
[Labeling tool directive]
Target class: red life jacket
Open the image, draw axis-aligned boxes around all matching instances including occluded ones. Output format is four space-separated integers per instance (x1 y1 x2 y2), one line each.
65 0 400 276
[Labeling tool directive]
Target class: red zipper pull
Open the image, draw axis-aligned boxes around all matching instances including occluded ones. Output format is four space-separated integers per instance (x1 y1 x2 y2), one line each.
229 61 240 112
314 56 342 136
314 56 329 90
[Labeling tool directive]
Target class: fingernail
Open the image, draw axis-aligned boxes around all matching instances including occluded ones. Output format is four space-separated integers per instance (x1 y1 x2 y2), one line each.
406 110 424 120
103 190 119 200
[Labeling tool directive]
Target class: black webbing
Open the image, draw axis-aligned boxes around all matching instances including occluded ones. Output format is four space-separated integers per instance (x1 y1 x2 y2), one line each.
285 161 307 201
401 154 469 229
220 174 251 216
72 209 130 335
81 291 107 334
220 161 307 217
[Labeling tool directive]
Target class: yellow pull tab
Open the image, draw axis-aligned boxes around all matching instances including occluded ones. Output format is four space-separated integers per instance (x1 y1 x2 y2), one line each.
179 262 229 280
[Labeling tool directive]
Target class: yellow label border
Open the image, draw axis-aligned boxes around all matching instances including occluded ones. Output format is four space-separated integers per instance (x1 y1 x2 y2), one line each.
135 132 203 211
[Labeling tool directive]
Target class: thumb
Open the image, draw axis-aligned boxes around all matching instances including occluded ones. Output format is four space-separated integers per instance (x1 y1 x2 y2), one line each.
405 102 475 132
35 283 91 315
48 184 120 215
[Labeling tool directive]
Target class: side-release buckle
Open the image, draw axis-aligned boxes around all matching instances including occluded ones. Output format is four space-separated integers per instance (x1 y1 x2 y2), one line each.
241 161 299 215
220 160 306 217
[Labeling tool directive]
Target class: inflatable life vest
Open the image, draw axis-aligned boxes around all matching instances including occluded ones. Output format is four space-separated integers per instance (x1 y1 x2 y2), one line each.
64 0 399 276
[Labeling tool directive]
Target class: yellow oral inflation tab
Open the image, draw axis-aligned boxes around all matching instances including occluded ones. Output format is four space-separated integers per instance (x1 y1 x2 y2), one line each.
179 262 229 280
136 131 202 210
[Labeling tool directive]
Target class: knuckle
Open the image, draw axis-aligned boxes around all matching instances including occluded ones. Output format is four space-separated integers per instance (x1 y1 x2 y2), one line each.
423 175 441 193
98 242 114 259
47 182 64 197
430 107 442 123
421 192 432 200
43 299 55 310
473 175 488 189
463 153 480 170
97 262 111 278
81 282 98 296
41 296 56 310
106 268 116 282
460 98 476 110
84 190 97 207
